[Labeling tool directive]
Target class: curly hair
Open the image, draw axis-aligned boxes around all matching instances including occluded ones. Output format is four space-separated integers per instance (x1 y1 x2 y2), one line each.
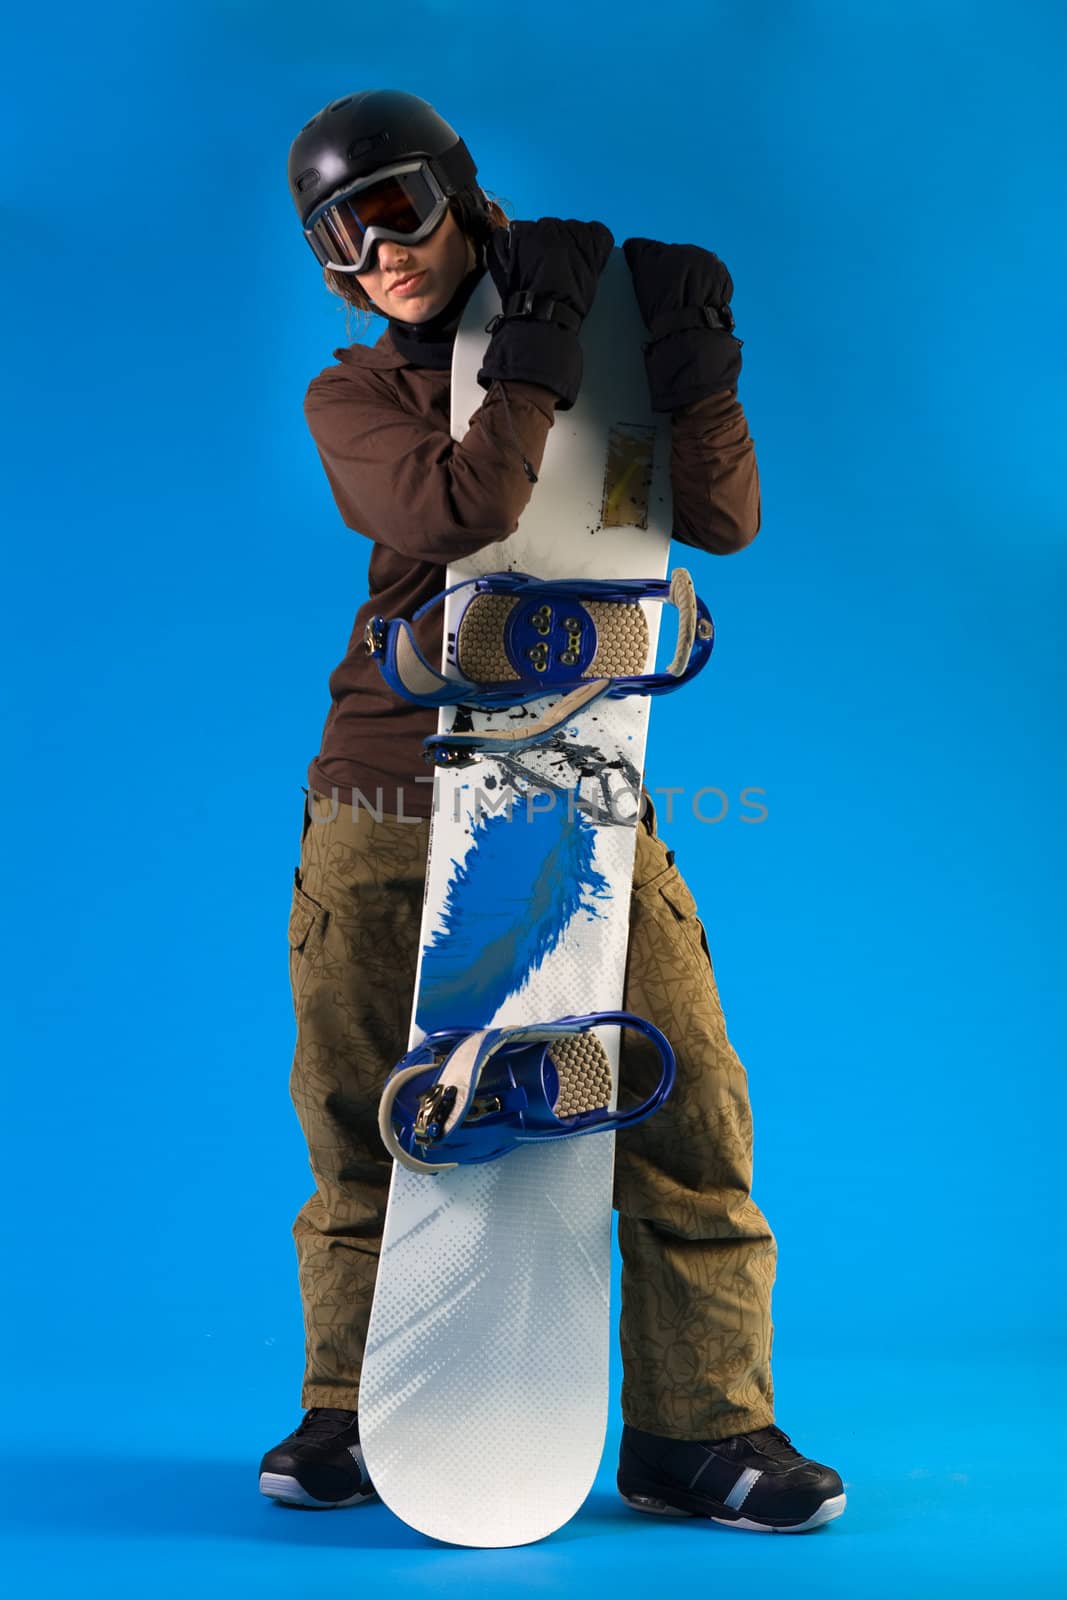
323 190 510 335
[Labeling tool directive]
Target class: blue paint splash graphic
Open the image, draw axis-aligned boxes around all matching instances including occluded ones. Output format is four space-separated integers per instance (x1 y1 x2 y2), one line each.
416 804 610 1033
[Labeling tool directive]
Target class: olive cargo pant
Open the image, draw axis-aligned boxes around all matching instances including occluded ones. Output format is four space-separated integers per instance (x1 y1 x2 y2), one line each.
287 788 777 1442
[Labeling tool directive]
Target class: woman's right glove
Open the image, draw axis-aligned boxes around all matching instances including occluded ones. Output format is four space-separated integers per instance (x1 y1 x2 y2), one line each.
477 218 614 410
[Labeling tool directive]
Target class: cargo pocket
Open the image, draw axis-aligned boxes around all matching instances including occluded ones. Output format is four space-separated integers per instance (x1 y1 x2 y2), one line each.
632 852 694 916
657 869 698 923
288 869 328 1012
634 856 717 986
670 880 724 1003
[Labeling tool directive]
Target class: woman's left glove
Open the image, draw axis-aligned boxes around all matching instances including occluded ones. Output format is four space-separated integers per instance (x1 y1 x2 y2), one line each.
622 238 742 412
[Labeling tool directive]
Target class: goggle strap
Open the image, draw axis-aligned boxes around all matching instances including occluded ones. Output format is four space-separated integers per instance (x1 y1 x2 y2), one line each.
430 138 478 196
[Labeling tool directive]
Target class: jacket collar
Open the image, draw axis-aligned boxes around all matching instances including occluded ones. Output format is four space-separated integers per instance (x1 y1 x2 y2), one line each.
333 326 409 371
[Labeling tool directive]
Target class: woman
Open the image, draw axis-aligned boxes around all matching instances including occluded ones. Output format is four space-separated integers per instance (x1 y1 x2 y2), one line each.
262 88 845 1533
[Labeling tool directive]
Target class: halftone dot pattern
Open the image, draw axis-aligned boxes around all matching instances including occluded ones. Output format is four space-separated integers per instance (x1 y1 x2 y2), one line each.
361 1139 615 1543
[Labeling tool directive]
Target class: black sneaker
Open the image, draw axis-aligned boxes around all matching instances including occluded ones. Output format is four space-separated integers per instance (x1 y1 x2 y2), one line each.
259 1408 376 1509
618 1422 846 1532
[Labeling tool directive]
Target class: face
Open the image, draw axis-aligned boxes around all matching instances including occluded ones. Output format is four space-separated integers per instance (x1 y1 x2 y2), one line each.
354 208 476 322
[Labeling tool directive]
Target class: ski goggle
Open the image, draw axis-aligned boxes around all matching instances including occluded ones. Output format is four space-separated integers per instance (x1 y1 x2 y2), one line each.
303 161 451 274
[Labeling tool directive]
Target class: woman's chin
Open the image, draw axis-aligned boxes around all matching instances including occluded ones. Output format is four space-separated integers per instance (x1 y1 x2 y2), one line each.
388 295 440 323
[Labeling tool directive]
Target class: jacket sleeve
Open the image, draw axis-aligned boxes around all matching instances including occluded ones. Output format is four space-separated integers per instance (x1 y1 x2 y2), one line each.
669 390 761 554
303 368 557 566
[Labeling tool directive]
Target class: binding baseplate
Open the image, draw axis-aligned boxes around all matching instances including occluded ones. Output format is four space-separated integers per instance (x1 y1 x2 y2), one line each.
364 568 714 766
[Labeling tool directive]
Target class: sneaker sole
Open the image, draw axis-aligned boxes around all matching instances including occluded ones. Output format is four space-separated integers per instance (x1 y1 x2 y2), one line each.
620 1487 847 1533
259 1471 376 1510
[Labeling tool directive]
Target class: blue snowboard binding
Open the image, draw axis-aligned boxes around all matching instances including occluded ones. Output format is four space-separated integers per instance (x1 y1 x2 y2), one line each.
364 568 714 767
378 1012 676 1174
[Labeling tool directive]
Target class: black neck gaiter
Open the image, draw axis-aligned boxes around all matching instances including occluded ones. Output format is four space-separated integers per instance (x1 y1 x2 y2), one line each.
385 251 487 370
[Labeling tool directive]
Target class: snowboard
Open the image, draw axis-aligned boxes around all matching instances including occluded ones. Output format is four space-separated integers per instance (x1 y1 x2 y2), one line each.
359 252 673 1547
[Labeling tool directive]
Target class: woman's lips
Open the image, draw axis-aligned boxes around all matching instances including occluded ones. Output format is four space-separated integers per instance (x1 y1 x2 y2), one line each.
391 271 426 297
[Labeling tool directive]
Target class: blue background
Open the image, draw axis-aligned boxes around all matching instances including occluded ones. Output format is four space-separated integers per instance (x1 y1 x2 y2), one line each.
3 1 1064 1594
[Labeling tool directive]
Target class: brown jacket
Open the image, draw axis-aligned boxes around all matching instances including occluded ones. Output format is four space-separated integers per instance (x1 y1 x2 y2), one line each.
303 323 761 818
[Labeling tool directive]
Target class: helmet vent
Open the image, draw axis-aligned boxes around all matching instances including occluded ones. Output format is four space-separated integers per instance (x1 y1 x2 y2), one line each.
347 129 390 163
329 96 354 111
294 168 320 194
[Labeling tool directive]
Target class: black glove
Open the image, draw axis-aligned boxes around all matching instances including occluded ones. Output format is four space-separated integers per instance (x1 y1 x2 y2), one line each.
477 218 614 410
623 238 742 412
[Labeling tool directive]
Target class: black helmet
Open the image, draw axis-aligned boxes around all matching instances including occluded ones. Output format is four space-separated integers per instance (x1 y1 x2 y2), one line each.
288 89 487 272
